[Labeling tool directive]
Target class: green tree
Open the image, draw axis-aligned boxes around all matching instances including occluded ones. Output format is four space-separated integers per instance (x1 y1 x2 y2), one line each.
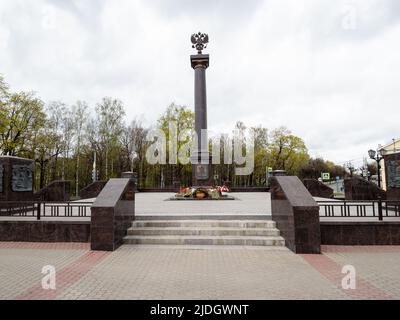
299 158 347 180
0 91 46 156
251 125 269 186
96 97 126 179
157 103 194 187
268 126 309 175
72 101 89 196
0 74 9 100
30 125 60 189
46 101 67 180
0 75 9 153
120 118 149 187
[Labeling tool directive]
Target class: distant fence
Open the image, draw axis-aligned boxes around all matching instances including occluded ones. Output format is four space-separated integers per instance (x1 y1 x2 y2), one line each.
0 201 93 220
317 199 400 221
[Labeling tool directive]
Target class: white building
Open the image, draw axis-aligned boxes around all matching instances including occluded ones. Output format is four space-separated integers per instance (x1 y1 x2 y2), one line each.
379 138 400 191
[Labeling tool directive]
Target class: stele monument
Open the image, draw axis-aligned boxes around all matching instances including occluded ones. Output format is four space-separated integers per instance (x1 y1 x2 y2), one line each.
190 32 213 186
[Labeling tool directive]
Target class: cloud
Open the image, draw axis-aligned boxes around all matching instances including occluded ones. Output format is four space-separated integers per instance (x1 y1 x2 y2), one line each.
0 0 399 167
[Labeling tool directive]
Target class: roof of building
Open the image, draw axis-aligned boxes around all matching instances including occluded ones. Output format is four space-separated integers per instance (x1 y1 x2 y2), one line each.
379 138 400 153
380 138 400 149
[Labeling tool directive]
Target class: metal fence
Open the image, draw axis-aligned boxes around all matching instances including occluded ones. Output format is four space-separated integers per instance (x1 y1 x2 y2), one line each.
0 201 93 220
317 199 400 221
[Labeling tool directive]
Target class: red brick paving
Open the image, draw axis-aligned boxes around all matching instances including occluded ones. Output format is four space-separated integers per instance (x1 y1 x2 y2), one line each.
321 245 400 253
3 243 400 299
15 250 109 300
301 253 393 299
0 242 90 250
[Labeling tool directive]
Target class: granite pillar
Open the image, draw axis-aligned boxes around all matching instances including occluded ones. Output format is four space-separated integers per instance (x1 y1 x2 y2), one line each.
269 176 321 254
272 170 287 177
121 171 138 191
91 178 135 251
190 54 212 186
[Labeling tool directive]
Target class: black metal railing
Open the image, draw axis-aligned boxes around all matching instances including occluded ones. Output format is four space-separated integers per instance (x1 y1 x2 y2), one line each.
317 199 400 221
0 201 93 220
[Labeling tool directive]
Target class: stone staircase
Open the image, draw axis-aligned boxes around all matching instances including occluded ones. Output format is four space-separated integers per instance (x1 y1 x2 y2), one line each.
123 219 285 246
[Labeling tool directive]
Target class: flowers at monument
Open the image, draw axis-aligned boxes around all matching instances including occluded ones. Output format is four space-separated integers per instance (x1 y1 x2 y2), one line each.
217 185 229 194
176 185 230 199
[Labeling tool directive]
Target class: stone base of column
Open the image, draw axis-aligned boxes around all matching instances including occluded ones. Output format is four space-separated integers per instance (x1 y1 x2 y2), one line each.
191 152 213 187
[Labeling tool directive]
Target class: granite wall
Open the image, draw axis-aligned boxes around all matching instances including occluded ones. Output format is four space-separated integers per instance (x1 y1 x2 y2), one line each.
0 221 90 242
34 180 71 201
138 187 180 193
230 187 269 192
302 179 334 199
344 176 386 200
270 176 321 254
320 221 400 245
79 181 107 199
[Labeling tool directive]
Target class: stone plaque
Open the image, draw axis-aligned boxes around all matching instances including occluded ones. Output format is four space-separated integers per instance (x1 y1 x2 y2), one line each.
11 164 33 192
387 160 400 189
195 164 209 180
0 164 3 193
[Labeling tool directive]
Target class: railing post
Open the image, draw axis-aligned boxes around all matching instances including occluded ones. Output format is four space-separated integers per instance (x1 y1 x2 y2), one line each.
378 196 383 221
37 202 41 220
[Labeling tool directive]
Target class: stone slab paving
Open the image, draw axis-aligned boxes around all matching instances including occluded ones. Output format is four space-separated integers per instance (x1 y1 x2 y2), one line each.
0 243 89 300
1 242 400 300
319 246 400 299
136 193 271 216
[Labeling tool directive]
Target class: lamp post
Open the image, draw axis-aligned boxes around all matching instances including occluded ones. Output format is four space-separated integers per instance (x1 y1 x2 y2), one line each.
368 149 385 189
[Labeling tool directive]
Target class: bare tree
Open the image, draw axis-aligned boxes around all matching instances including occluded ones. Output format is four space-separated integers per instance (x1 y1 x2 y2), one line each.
72 101 89 196
96 97 126 179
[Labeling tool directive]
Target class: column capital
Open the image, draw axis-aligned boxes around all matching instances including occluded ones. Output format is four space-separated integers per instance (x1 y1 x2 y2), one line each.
191 54 209 69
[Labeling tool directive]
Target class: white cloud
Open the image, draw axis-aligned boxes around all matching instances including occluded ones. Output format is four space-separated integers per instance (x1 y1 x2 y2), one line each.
0 0 399 166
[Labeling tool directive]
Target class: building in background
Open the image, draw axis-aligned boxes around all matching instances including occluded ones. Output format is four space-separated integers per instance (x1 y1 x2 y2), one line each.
379 138 400 200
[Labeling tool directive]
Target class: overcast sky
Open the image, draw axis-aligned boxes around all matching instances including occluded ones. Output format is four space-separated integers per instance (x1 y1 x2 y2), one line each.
0 0 399 167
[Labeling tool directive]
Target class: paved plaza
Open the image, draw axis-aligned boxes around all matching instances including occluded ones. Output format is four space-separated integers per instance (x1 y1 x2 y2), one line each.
137 193 270 216
2 192 399 300
1 242 400 300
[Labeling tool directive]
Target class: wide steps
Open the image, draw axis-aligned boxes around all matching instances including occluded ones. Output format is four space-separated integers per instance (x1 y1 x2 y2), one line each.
123 219 284 247
123 235 285 246
127 227 280 237
131 220 276 228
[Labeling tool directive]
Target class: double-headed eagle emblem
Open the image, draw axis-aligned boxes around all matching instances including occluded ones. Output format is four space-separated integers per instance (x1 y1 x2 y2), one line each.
191 32 209 54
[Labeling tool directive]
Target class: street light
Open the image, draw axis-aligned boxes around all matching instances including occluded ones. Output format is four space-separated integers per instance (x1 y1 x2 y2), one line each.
368 149 376 159
368 149 384 189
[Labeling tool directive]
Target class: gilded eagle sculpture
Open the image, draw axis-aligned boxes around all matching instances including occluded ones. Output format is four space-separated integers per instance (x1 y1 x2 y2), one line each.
191 32 209 54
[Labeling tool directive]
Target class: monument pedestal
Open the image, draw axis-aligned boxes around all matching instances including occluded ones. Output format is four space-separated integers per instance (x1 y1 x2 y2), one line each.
191 152 213 187
0 156 34 202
